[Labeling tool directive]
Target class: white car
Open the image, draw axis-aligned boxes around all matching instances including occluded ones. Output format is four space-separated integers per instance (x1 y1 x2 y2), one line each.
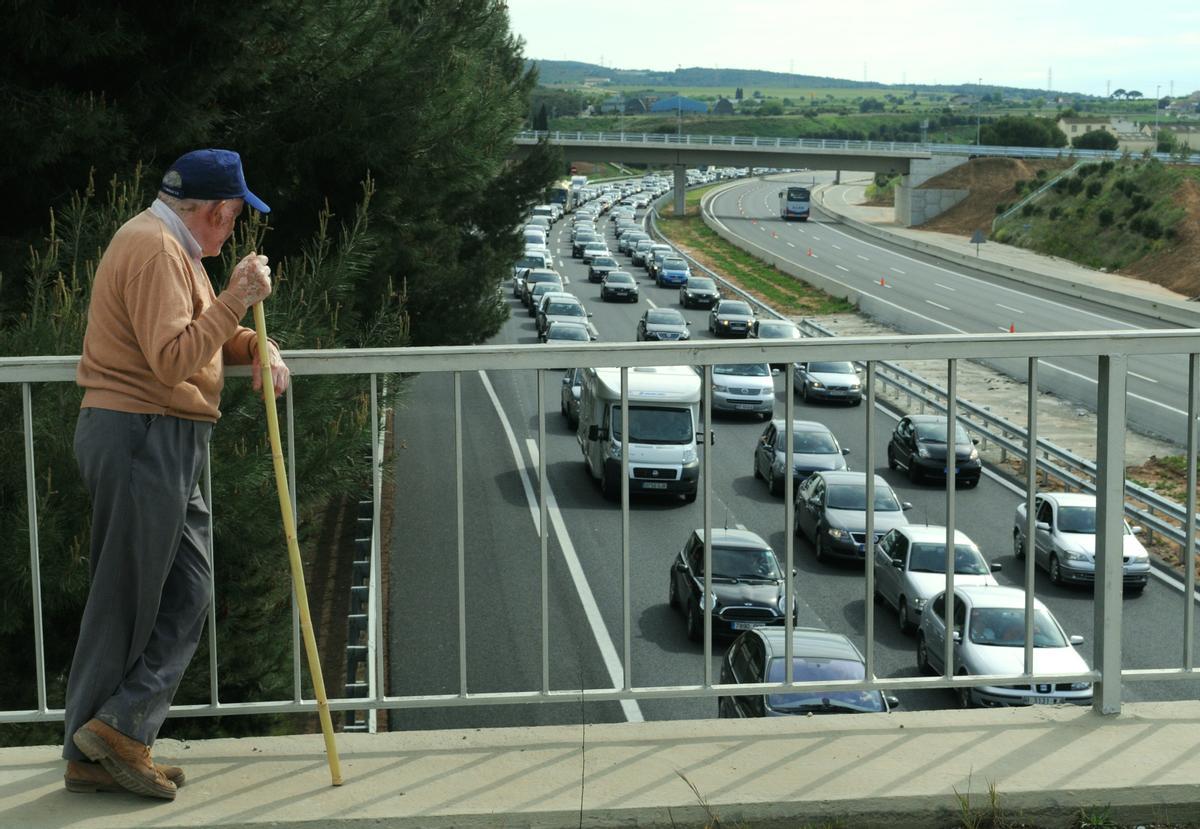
873 526 1001 633
917 585 1092 709
1013 492 1150 593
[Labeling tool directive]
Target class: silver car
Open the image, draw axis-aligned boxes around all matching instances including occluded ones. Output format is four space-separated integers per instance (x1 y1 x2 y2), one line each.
917 584 1092 708
793 361 863 405
1013 492 1150 593
560 368 583 428
711 362 776 418
873 526 1001 633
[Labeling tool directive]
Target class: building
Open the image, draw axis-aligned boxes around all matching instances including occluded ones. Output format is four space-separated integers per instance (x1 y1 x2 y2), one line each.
649 95 707 114
1056 116 1154 153
713 97 735 116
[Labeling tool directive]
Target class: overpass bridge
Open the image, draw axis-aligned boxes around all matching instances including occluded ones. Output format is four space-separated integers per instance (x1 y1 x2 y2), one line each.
511 130 1200 215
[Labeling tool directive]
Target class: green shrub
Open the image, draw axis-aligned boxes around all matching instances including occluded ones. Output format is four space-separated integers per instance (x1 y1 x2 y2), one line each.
1097 207 1114 227
1098 160 1115 175
995 203 1008 214
1139 216 1163 239
1085 180 1102 198
1049 206 1063 220
1021 203 1035 217
1066 176 1084 195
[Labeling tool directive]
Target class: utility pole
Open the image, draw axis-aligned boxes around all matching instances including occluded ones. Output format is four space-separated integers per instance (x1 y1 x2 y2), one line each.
977 77 982 145
1155 83 1161 140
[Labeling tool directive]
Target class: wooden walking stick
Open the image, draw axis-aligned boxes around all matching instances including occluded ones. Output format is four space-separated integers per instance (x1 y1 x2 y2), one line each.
253 301 344 786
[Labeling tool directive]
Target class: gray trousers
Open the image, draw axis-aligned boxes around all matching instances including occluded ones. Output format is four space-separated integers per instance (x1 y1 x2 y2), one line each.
63 408 214 761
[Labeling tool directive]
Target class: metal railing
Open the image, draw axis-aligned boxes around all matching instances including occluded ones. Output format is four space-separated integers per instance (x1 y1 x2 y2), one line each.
3 330 1200 726
514 130 1200 165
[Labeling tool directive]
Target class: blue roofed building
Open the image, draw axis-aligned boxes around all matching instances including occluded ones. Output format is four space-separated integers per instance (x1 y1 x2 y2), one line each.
649 95 707 114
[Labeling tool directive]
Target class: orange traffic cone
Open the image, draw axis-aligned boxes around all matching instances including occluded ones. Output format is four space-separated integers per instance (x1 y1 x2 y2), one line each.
1009 323 1016 333
880 276 886 286
807 248 813 256
771 231 777 238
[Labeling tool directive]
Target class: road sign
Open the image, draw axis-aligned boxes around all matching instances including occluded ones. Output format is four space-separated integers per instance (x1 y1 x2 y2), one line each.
970 229 987 257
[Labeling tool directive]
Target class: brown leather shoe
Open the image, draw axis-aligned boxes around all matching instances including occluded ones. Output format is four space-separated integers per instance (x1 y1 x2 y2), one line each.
72 719 176 800
65 759 186 793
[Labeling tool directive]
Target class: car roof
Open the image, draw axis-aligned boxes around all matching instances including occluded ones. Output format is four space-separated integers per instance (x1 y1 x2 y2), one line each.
892 525 974 545
754 627 864 662
1039 492 1095 506
768 419 833 433
691 527 770 548
815 470 890 487
949 584 1045 611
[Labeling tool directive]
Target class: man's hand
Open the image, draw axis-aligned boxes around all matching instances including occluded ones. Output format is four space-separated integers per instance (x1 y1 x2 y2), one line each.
252 340 290 398
230 251 272 308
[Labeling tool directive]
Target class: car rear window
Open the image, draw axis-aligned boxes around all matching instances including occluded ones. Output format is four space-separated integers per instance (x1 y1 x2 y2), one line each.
720 302 752 315
825 483 902 512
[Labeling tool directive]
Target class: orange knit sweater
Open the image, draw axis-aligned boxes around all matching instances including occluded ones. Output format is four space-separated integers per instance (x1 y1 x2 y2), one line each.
77 210 259 422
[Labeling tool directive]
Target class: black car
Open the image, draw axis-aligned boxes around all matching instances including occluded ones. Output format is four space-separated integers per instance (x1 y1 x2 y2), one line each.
708 299 755 337
679 276 720 309
668 528 795 641
587 256 620 283
600 270 639 302
571 231 599 258
793 471 912 563
718 627 897 718
637 308 691 341
752 419 849 496
886 414 982 487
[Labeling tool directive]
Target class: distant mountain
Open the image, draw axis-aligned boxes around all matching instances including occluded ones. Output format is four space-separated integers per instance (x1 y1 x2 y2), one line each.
526 59 1078 99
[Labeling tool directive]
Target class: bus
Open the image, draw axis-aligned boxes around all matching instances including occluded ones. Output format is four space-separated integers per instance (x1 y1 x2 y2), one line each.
548 179 572 211
778 186 811 221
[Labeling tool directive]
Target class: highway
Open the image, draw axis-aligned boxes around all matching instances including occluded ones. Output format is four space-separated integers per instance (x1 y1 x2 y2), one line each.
706 174 1191 444
386 186 1200 732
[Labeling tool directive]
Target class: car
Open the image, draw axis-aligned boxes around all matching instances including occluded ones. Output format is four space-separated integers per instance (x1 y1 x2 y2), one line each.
636 308 691 341
886 415 982 487
646 247 674 279
542 320 596 343
581 241 610 264
718 627 898 717
525 217 551 235
752 419 849 496
793 361 862 405
679 276 720 309
571 231 599 258
1013 492 1151 592
708 299 756 338
668 528 796 642
710 362 776 419
536 296 590 339
873 526 1001 633
600 270 639 302
618 231 649 254
519 269 562 307
751 319 802 340
917 585 1092 708
587 256 620 283
656 256 691 287
522 227 547 249
793 470 912 562
560 367 584 427
631 239 657 267
526 281 567 314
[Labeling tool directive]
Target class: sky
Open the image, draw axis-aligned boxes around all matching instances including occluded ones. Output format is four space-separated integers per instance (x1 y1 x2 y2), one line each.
507 1 1199 98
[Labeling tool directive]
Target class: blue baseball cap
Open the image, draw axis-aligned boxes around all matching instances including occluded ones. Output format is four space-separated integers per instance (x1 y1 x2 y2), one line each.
160 149 270 213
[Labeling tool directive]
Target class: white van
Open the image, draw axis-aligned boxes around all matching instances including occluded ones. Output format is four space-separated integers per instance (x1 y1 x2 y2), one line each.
577 366 703 502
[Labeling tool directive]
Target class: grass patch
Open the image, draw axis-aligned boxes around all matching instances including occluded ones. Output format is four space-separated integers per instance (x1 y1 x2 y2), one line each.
657 184 854 316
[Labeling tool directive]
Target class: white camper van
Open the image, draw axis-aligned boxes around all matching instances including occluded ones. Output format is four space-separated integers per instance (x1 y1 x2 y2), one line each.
577 366 702 502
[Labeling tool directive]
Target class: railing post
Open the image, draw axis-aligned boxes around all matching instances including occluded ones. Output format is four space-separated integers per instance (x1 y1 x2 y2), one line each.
1094 354 1126 714
21 383 48 714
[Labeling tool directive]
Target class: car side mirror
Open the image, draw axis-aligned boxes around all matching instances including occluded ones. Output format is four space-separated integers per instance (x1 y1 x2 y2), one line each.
990 562 1002 572
588 312 594 317
1131 526 1143 535
686 320 692 325
1069 634 1085 646
952 630 961 643
972 438 980 445
588 425 607 441
1036 521 1051 531
771 368 780 376
891 557 904 568
885 695 901 710
842 448 851 455
901 501 913 511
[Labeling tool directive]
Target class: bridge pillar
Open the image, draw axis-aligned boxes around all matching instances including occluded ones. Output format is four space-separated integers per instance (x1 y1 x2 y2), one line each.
673 164 686 216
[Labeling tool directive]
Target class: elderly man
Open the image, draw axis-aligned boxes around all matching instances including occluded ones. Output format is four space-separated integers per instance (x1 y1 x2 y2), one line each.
62 149 289 801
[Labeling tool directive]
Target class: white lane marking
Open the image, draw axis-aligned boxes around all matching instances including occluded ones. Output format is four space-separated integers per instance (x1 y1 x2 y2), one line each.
479 370 643 722
998 326 1011 332
832 244 842 250
857 254 870 261
996 303 1025 315
813 235 822 241
836 264 850 272
926 300 952 311
646 298 657 309
1039 361 1185 416
526 438 644 722
786 242 796 248
562 275 570 284
1129 371 1158 383
893 268 906 275
795 228 806 234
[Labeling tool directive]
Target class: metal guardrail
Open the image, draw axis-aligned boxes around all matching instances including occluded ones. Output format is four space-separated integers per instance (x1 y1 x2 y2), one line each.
649 187 1200 559
515 130 1200 166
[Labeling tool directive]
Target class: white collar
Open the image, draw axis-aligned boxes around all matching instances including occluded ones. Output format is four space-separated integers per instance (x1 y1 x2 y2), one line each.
150 199 203 262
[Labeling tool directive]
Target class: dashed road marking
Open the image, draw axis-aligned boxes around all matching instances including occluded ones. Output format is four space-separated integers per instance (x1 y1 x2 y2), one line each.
935 283 956 292
996 303 1025 315
926 300 952 311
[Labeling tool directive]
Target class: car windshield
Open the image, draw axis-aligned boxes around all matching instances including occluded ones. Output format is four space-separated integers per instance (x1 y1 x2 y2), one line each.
687 278 716 291
968 607 1068 648
825 483 902 511
790 430 838 453
907 544 990 575
592 257 617 268
1056 506 1097 534
575 231 596 241
609 405 693 445
547 303 584 317
548 325 590 341
701 545 783 580
807 361 856 374
515 256 540 270
606 272 634 284
759 323 800 338
719 302 752 316
766 657 886 713
714 363 770 376
663 258 687 269
647 310 685 325
914 420 972 443
528 272 560 285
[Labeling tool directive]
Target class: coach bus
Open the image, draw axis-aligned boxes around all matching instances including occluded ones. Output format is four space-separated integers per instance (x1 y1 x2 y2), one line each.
778 186 811 221
548 179 572 211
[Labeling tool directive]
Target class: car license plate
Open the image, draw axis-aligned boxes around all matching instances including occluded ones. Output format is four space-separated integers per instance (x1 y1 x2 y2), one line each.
735 404 754 410
731 621 762 631
1028 696 1058 705
642 482 668 490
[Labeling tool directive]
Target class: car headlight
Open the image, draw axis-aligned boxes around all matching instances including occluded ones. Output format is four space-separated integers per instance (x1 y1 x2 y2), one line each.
698 592 719 611
968 447 980 460
826 527 849 541
1062 549 1092 562
1070 681 1092 691
808 380 824 389
607 440 623 459
848 381 861 390
912 596 927 610
1127 551 1149 561
917 445 931 458
720 319 730 326
682 447 698 464
712 384 728 393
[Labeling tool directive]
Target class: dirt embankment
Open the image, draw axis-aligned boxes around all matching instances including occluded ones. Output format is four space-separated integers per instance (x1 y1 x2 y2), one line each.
919 157 1071 235
1122 177 1200 296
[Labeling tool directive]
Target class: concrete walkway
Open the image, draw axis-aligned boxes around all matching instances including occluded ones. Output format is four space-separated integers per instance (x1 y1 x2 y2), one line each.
816 180 1200 326
3 701 1200 828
